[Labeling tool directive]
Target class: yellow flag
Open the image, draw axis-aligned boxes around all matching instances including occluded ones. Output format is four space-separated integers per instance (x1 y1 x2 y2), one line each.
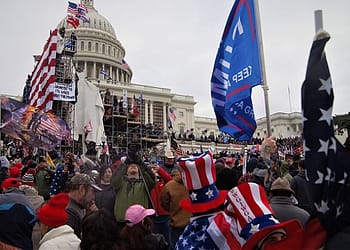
46 152 56 169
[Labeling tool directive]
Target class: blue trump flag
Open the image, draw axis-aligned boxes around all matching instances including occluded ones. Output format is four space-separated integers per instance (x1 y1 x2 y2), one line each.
211 0 262 141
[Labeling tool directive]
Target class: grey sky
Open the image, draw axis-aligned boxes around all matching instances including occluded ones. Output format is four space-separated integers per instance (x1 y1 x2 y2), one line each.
1 0 349 119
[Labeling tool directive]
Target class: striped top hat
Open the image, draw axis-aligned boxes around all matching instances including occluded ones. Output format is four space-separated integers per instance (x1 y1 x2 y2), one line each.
177 151 228 213
226 182 302 250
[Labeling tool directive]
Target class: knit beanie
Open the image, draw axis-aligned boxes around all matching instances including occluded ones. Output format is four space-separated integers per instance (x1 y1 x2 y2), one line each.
9 167 21 178
1 178 21 190
37 193 69 227
12 162 24 170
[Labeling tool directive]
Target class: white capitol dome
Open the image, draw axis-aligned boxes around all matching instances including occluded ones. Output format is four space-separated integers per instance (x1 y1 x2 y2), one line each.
56 0 132 83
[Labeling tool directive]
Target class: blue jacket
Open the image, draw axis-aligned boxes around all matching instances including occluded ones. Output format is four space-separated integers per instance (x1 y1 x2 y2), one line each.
0 188 36 250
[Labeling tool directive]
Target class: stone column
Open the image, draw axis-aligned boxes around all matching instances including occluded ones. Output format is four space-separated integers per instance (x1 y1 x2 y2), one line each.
150 101 154 124
145 100 149 124
93 62 96 79
116 68 119 82
84 61 87 75
163 103 167 131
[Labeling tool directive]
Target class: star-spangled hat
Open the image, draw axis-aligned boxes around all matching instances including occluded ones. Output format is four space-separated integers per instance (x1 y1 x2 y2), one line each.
177 151 227 213
226 182 302 250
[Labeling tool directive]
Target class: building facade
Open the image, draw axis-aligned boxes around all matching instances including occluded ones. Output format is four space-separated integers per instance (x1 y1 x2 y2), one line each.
54 1 309 145
56 0 196 138
254 112 303 139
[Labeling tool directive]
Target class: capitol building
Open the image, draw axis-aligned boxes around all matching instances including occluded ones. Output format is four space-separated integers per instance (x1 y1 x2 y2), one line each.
52 0 302 152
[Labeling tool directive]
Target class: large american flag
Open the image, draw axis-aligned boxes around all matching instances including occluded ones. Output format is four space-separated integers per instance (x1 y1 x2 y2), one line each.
302 31 350 236
28 29 58 112
175 211 244 249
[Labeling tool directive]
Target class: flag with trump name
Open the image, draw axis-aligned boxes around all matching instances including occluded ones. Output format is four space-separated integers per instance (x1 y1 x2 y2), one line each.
302 31 350 236
211 0 262 141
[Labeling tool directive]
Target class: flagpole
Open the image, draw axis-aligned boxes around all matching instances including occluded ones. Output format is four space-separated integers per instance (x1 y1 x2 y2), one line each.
254 0 271 136
314 10 323 33
288 86 292 112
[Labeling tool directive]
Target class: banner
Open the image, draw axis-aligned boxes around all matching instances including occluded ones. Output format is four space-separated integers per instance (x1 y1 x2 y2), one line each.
54 81 76 102
211 0 262 141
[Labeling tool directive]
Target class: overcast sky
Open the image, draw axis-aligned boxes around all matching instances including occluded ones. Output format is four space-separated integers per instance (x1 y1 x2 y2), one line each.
1 0 349 119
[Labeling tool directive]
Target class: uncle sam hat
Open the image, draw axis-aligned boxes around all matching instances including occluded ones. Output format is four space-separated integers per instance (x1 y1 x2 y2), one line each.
177 151 228 213
226 182 302 250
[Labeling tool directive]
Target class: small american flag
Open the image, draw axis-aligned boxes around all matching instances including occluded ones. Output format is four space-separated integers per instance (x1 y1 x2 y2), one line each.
99 67 110 78
131 95 140 117
168 107 176 122
28 29 57 112
67 1 78 16
170 137 186 157
302 31 350 236
67 1 88 27
84 120 93 134
77 3 90 23
67 14 80 29
121 59 129 70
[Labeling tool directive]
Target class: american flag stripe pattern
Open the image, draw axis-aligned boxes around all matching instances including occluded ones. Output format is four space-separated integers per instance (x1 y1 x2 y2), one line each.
170 137 186 156
178 151 215 190
37 114 62 136
121 59 129 70
29 29 57 112
210 212 245 249
67 15 80 29
176 211 244 249
67 1 78 16
302 32 350 235
168 107 176 121
227 182 273 233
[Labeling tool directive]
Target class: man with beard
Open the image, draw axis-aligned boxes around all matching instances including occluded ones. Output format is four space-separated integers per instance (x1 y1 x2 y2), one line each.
66 173 102 238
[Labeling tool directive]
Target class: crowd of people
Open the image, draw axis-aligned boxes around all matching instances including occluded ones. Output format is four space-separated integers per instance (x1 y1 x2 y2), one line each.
0 134 348 249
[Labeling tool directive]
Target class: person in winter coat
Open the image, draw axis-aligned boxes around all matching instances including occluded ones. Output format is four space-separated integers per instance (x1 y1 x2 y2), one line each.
0 156 10 192
290 159 314 214
37 193 80 250
35 158 53 200
279 160 293 184
0 178 36 250
111 154 155 224
160 167 192 249
19 185 45 250
50 152 78 196
150 163 173 247
66 173 102 238
95 166 116 217
269 177 310 226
